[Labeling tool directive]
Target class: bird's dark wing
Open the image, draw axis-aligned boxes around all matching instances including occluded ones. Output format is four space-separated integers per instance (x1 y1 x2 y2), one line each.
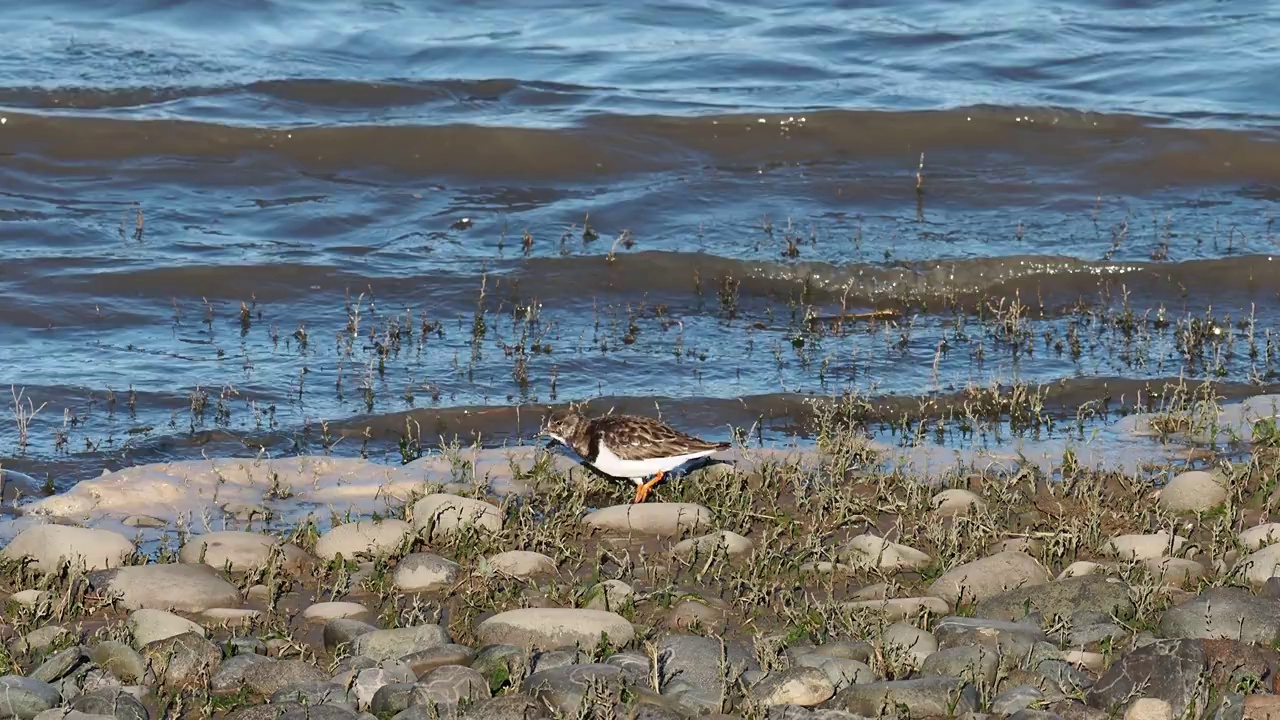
590 414 729 461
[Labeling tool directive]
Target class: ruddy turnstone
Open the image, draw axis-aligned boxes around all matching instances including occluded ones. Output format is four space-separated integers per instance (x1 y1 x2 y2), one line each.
540 406 730 503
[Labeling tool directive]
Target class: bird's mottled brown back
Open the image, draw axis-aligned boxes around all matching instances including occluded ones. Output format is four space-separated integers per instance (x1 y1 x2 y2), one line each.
587 414 729 461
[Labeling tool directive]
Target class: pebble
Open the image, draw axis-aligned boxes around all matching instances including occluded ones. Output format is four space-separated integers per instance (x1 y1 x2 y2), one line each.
352 624 451 662
584 580 635 612
842 535 932 573
664 598 728 633
127 609 204 649
485 550 557 578
92 564 241 612
919 645 999 685
992 685 1043 716
581 503 712 538
11 626 67 657
0 675 66 720
178 531 311 574
315 519 412 561
212 654 274 693
1 526 134 573
881 623 936 669
302 602 371 621
324 618 378 652
349 667 416 710
931 489 987 517
520 664 627 717
1156 470 1226 513
927 551 1050 605
974 575 1135 623
1158 587 1280 645
410 494 502 540
29 644 86 684
1239 542 1280 587
1058 561 1103 579
476 608 635 651
393 553 460 593
6 590 48 610
1104 533 1188 561
671 531 755 562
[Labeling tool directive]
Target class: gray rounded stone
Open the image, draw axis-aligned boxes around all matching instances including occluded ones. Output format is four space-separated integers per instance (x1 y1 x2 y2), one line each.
0 676 62 720
139 632 221 689
244 658 328 696
475 608 633 651
90 564 241 612
86 642 146 685
1158 471 1226 513
179 531 312 574
324 618 378 652
582 503 711 538
352 625 451 662
410 665 491 712
71 689 149 720
393 553 460 593
1 526 134 574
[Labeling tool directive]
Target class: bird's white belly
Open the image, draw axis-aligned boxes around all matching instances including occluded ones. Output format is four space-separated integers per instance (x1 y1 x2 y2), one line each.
592 442 718 482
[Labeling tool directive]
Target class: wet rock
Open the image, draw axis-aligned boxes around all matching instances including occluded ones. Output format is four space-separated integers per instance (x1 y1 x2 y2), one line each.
410 665 491 713
353 624 451 662
931 489 987 517
919 645 1000 686
411 494 502 541
835 677 979 718
975 575 1135 623
841 597 949 621
882 623 936 669
401 645 477 677
1157 470 1226 513
672 531 754 562
303 601 371 621
841 535 931 573
90 564 240 612
935 616 1047 658
1 526 133 573
127 609 204 649
1239 523 1280 551
70 689 148 720
316 519 412 561
140 632 221 689
485 551 556 578
211 653 273 693
992 685 1044 716
179 531 311 574
1125 698 1173 720
30 644 87 683
582 503 711 538
521 664 628 717
324 618 378 651
1103 533 1187 561
475 608 633 651
0 676 61 720
749 667 835 707
394 553 459 593
244 658 328 696
0 469 42 504
1158 587 1280 645
793 656 873 691
86 642 146 684
584 580 635 612
927 551 1050 606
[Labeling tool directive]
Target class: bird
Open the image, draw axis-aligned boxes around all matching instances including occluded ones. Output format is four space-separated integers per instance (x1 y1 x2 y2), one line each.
539 405 730 503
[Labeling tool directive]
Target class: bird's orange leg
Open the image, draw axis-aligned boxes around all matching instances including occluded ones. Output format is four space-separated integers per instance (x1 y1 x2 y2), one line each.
632 471 665 504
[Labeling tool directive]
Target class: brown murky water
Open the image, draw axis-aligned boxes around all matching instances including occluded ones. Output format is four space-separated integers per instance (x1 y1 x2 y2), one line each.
2 0 1280 488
